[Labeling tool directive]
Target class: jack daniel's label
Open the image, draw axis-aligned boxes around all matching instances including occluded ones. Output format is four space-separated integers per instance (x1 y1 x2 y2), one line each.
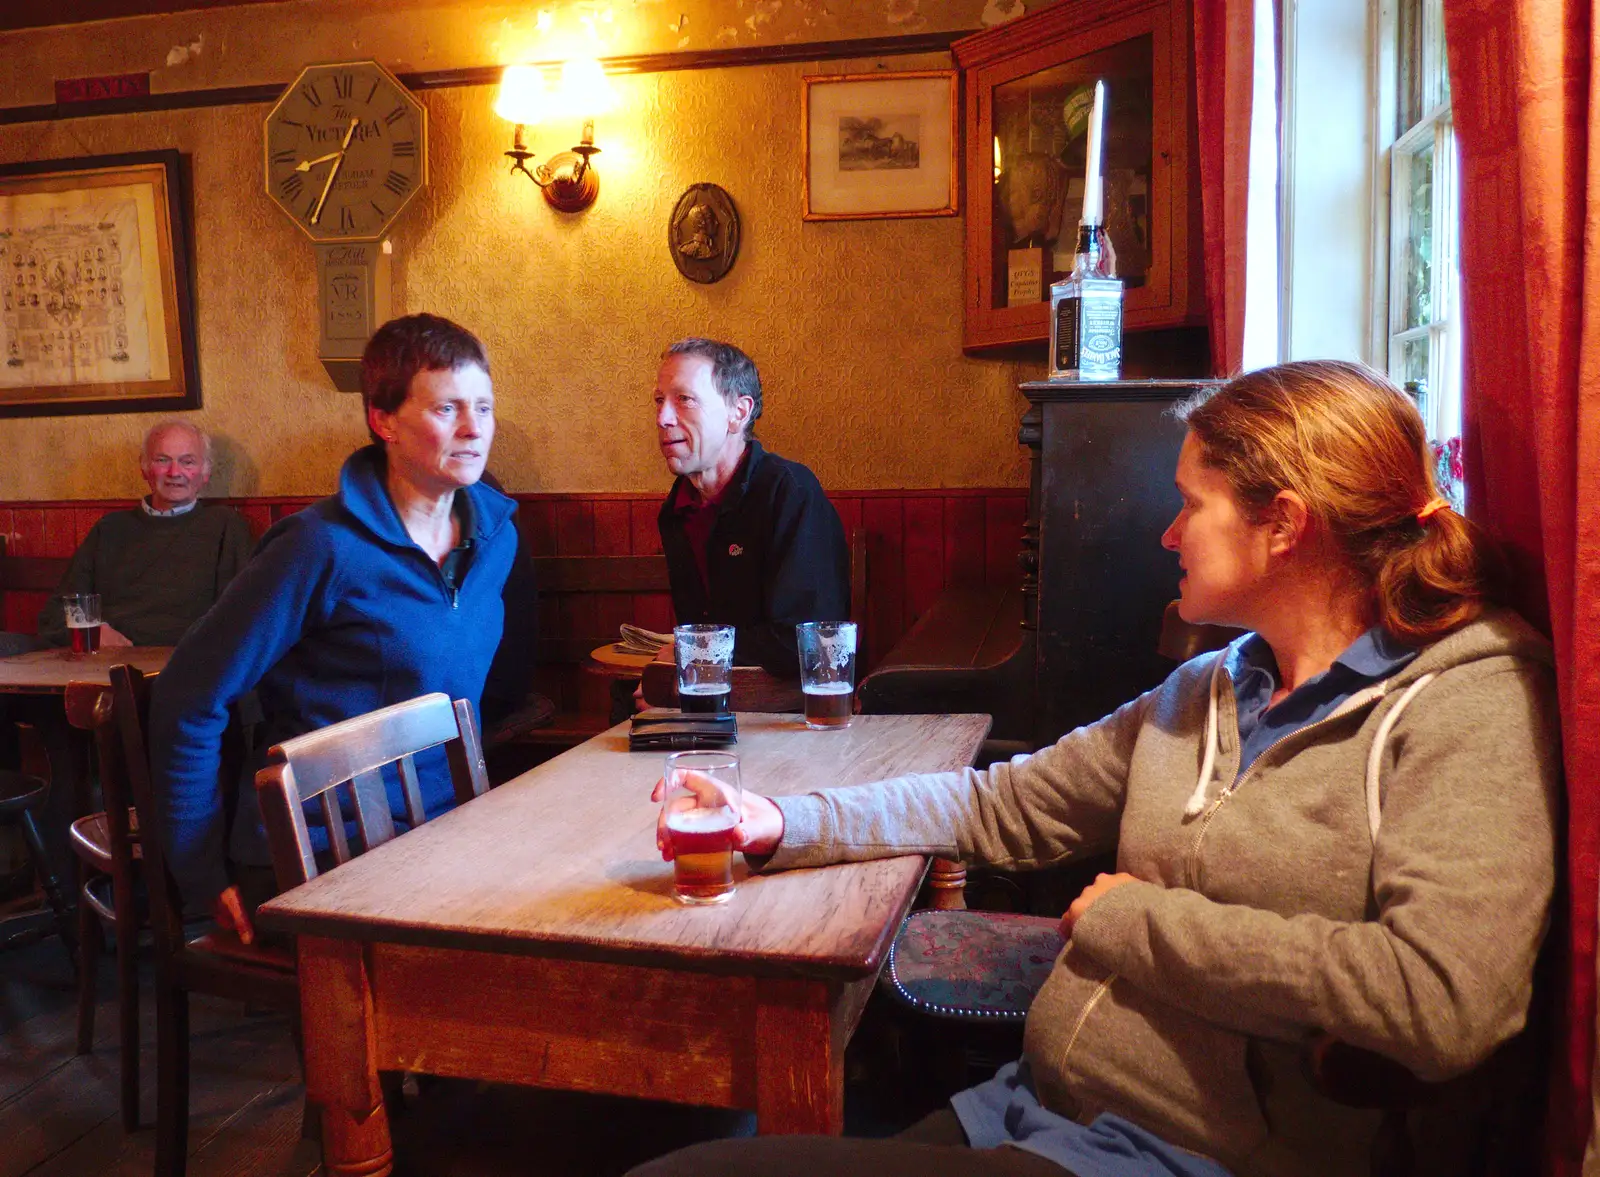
1052 278 1123 380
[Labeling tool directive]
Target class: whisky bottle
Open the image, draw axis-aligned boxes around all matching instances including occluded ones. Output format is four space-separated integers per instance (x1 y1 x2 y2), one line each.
1048 224 1124 381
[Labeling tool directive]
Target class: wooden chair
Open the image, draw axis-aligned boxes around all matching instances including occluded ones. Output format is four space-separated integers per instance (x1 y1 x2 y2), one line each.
253 691 488 891
63 681 143 1133
107 663 299 1177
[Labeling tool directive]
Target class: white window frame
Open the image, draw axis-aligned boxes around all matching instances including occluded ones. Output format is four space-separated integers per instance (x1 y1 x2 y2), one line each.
1370 0 1460 442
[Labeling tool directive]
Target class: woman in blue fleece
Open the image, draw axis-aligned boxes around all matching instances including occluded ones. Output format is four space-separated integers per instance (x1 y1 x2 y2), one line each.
149 313 519 945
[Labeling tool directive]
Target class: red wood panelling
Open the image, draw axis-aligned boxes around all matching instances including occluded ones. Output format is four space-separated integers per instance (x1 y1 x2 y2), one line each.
553 501 594 556
520 500 558 557
11 508 44 557
944 496 987 588
0 491 1030 660
75 507 111 545
237 503 273 541
984 496 1027 589
859 498 905 671
902 498 945 631
629 501 663 556
592 500 631 557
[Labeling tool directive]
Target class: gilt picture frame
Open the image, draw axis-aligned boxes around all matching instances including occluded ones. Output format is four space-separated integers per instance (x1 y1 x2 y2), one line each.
0 149 200 418
802 70 958 221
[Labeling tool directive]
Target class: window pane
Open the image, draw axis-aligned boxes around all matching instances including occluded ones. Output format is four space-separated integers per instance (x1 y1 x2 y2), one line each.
1398 0 1449 132
1403 139 1435 329
1400 334 1430 389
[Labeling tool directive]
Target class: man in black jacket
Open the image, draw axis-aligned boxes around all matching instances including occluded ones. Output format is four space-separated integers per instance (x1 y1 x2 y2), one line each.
654 338 849 677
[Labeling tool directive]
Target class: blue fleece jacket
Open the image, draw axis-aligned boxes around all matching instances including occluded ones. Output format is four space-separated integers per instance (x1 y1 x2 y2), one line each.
149 445 519 909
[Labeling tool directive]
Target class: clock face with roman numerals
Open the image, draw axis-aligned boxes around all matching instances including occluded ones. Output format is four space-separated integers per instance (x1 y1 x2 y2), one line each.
263 60 427 242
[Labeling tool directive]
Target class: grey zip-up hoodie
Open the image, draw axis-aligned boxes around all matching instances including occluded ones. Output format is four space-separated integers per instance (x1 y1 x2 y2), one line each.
767 610 1560 1176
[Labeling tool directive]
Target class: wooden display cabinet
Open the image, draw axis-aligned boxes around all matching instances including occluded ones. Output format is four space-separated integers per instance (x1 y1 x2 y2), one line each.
953 0 1203 353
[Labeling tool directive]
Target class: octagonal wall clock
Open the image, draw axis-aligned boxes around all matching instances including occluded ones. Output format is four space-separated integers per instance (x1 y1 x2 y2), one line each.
263 61 428 388
263 59 428 243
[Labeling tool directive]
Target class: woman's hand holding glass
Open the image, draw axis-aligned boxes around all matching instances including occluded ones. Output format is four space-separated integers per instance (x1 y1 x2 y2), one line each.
651 770 784 861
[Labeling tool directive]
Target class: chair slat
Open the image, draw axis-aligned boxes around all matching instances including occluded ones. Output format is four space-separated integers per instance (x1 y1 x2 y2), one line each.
256 762 319 894
265 694 459 803
320 791 351 865
448 699 490 803
349 768 397 851
396 756 426 829
255 691 491 891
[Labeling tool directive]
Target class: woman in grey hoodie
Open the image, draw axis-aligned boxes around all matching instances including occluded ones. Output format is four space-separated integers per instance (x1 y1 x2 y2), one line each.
636 361 1560 1177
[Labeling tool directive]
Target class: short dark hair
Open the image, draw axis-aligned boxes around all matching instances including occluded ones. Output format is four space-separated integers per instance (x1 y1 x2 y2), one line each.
663 338 762 437
360 314 489 444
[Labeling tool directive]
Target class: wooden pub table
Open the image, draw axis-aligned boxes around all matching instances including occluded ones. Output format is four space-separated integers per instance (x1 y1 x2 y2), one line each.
259 710 991 1177
0 645 173 696
0 645 173 861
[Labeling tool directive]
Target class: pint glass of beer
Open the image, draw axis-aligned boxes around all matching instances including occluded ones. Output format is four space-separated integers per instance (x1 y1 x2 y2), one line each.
61 593 103 655
661 751 742 905
796 621 856 730
674 624 735 715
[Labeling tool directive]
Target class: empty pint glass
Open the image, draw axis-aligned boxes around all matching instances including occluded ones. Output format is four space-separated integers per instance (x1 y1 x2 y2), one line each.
61 593 102 654
662 751 742 905
674 623 734 715
796 621 856 730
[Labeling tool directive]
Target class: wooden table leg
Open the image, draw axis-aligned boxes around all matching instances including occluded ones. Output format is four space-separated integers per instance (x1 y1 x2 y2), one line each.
752 978 844 1135
297 936 393 1177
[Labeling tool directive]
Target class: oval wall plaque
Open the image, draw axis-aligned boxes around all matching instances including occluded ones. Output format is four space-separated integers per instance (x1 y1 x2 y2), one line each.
668 183 740 284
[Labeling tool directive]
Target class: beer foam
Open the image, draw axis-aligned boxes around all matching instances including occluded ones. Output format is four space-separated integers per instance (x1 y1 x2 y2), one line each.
666 807 737 833
802 682 853 696
679 683 728 696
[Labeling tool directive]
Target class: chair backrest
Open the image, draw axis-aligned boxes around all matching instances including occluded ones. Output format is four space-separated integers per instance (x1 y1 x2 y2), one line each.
63 680 138 877
253 693 489 892
107 663 190 962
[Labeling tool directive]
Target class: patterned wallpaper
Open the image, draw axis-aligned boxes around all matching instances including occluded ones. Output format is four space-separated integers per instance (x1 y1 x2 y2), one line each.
0 0 1046 499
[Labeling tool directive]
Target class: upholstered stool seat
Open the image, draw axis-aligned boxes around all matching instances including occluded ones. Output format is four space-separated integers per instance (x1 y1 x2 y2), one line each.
880 909 1063 1022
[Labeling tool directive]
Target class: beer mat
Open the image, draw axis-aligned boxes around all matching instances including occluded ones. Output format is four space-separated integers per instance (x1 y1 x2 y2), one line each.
628 711 738 751
617 623 673 655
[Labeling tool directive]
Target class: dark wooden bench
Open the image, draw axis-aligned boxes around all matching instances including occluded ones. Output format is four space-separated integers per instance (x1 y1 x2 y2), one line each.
857 585 1029 744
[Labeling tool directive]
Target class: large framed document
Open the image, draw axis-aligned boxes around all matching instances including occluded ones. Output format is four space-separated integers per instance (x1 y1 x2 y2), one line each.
0 149 199 418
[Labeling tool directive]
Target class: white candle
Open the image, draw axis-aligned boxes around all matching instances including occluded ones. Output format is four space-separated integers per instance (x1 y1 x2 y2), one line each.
1082 79 1105 226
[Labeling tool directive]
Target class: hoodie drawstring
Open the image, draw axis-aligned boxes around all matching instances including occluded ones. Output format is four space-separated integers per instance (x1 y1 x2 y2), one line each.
1363 673 1436 842
1181 654 1439 836
1183 658 1226 819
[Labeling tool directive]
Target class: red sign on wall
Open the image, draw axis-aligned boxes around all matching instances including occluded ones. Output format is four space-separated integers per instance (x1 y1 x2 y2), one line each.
54 74 152 104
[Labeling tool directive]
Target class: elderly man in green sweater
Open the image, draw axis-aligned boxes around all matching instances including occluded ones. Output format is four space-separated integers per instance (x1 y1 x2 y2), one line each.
36 420 253 648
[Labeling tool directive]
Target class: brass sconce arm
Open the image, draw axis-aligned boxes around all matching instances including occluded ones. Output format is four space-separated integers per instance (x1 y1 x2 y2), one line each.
504 118 602 212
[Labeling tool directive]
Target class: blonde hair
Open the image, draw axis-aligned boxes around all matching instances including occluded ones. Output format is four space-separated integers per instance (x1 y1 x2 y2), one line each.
1176 360 1504 644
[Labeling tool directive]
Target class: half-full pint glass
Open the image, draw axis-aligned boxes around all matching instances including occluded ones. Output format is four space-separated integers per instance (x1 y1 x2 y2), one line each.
662 751 742 905
796 621 856 730
674 624 735 715
61 593 102 654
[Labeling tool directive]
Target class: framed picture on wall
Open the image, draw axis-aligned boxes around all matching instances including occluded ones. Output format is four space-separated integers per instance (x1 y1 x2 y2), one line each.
0 149 200 418
802 71 959 221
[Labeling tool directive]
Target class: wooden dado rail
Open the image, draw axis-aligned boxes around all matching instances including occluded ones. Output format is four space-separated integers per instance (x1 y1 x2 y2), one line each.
0 490 1028 678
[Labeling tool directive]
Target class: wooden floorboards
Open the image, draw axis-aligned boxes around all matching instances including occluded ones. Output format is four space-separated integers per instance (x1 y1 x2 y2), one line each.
1 930 928 1177
1 934 317 1177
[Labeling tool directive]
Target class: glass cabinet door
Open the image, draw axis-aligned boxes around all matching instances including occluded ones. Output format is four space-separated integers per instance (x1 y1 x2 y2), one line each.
992 35 1154 305
955 0 1199 353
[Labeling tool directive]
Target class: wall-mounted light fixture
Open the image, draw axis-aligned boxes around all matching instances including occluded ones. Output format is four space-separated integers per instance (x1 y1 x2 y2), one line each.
494 59 617 213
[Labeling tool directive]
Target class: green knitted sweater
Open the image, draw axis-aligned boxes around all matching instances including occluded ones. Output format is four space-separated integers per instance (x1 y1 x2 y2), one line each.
37 502 254 647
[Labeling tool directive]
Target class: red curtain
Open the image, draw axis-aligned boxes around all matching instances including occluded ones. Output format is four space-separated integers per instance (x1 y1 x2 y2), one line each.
1193 0 1255 377
1443 3 1600 1172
